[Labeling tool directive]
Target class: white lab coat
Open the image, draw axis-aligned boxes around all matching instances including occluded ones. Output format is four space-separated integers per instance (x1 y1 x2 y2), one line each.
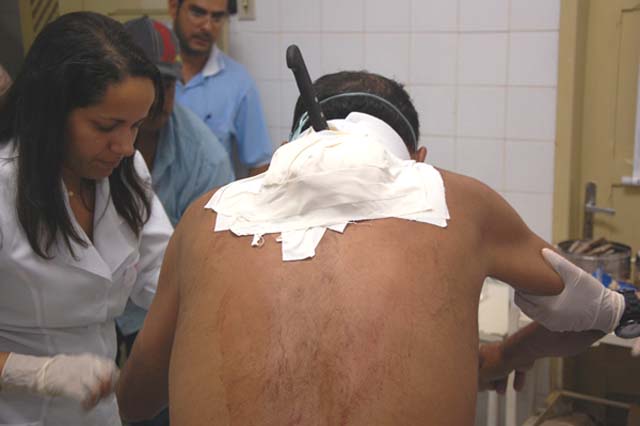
0 142 173 425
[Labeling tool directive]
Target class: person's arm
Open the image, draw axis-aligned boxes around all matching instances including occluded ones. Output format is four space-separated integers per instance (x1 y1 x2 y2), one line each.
472 177 623 333
467 177 625 390
117 218 180 421
473 180 563 296
479 322 603 393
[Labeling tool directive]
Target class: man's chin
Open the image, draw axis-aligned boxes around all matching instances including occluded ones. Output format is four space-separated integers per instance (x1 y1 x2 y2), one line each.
190 39 212 54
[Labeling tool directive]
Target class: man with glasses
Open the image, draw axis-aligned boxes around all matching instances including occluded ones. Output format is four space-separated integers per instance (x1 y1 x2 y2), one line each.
169 0 273 177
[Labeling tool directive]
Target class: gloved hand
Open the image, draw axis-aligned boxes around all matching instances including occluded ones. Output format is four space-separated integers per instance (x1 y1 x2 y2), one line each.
515 248 625 333
632 338 640 357
0 353 119 409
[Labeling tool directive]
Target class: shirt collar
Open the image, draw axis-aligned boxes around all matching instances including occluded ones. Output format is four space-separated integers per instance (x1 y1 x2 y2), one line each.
202 44 225 77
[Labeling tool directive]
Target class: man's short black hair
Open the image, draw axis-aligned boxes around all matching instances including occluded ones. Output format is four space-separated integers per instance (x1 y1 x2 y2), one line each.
291 71 420 153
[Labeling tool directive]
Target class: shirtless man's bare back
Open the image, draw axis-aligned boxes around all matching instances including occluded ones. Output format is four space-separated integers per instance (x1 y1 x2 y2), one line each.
117 71 614 425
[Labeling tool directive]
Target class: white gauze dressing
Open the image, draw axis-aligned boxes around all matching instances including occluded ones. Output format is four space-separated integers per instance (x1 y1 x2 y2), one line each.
205 112 450 261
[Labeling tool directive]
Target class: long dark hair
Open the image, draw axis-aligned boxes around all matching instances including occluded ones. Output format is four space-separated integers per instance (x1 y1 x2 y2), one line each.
0 12 164 259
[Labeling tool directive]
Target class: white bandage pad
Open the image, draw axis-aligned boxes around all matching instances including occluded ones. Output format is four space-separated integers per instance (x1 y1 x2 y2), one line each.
515 248 625 333
206 112 450 261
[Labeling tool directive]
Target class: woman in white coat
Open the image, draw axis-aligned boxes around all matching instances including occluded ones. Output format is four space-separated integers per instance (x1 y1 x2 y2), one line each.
0 12 173 425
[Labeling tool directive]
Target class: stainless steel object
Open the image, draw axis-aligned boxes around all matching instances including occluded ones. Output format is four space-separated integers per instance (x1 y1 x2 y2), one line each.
558 240 632 281
583 182 615 240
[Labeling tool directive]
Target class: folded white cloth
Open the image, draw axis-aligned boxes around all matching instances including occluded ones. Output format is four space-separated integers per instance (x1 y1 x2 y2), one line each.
206 112 450 261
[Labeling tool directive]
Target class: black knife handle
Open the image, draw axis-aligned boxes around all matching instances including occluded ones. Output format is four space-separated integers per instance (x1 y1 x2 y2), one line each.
286 44 328 132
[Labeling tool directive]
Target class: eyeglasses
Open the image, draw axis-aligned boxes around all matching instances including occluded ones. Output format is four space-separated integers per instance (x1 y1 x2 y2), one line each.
186 4 228 25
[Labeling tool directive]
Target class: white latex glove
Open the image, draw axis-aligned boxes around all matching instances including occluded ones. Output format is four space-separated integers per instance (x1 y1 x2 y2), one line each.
0 353 119 409
632 338 640 357
515 248 625 333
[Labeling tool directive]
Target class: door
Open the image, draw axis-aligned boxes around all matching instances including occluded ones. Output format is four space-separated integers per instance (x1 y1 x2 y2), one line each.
554 0 640 411
555 0 640 258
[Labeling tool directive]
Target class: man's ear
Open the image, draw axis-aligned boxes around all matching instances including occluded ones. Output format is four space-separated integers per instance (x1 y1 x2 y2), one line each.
412 146 427 163
168 0 179 21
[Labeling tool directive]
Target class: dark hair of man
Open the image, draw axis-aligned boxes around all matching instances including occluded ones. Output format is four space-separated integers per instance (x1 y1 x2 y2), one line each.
290 71 420 153
0 12 165 259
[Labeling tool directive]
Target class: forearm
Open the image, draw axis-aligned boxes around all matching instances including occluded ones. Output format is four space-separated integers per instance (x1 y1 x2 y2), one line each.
117 347 168 421
0 352 118 407
503 322 603 370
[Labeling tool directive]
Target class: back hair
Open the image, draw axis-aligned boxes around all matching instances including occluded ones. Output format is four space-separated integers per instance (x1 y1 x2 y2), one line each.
291 71 420 153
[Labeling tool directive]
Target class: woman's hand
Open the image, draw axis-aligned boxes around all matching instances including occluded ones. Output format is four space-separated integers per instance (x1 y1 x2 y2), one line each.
0 352 119 410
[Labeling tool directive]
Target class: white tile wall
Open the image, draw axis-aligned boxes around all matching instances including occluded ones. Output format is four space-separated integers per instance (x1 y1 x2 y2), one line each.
410 86 456 136
457 87 506 138
255 80 281 127
459 0 509 32
365 0 411 32
458 33 508 85
322 0 364 32
503 192 553 241
457 138 504 191
410 34 458 85
321 33 365 74
229 0 560 243
509 32 558 86
505 141 555 192
229 32 280 80
411 0 458 32
506 87 557 140
510 0 561 31
422 137 456 170
279 80 299 129
365 34 410 83
280 0 322 32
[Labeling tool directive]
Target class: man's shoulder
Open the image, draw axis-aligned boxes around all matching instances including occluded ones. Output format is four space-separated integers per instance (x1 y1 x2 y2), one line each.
211 51 256 91
172 103 215 140
172 102 208 133
218 50 251 76
439 167 495 199
436 167 505 222
174 188 220 235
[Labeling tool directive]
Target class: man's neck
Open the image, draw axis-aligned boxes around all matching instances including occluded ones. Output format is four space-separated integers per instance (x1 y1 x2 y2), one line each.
136 129 161 172
181 50 211 84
